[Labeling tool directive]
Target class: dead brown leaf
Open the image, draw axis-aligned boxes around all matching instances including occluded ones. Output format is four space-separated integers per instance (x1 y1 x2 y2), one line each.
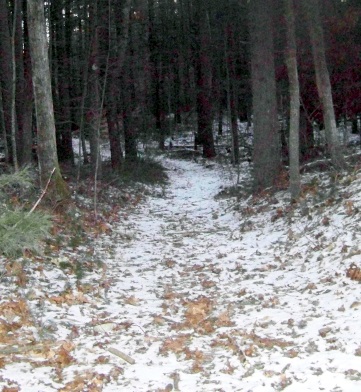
200 279 216 288
346 263 361 281
54 346 74 368
124 295 141 306
159 335 190 356
164 258 176 268
184 296 213 327
153 315 166 325
0 357 6 368
285 348 299 358
2 387 20 392
215 310 234 327
220 359 237 374
344 200 356 216
244 344 256 357
248 332 292 349
211 333 242 356
305 283 317 291
48 291 91 306
59 376 85 392
0 301 31 338
322 216 330 226
184 348 206 373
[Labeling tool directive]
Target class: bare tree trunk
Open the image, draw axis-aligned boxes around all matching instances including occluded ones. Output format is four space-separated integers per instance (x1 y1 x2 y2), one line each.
11 0 19 170
0 0 15 163
87 0 102 173
16 0 33 166
194 3 216 159
285 0 300 199
225 25 240 165
27 0 69 201
299 106 314 159
122 18 138 161
148 0 166 150
51 0 74 164
106 0 131 170
0 92 9 161
249 0 281 190
302 0 345 168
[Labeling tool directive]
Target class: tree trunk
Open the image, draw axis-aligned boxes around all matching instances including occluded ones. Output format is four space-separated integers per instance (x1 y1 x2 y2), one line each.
16 0 33 166
106 0 131 170
0 0 15 163
302 0 345 168
50 0 74 165
87 2 102 173
27 0 69 201
11 0 19 170
148 0 166 150
299 106 314 159
123 111 138 162
285 0 301 199
194 3 216 159
226 25 240 165
122 48 138 161
121 13 139 161
218 102 223 136
249 0 281 190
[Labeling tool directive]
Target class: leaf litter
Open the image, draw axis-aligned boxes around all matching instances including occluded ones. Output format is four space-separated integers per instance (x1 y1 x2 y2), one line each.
0 154 361 391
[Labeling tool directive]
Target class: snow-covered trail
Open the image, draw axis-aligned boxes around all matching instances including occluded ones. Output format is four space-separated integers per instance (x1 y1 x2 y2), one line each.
1 156 361 392
95 157 361 391
98 158 244 389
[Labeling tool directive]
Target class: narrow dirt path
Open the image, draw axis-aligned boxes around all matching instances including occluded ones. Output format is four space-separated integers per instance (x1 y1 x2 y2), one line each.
94 157 361 392
97 158 241 390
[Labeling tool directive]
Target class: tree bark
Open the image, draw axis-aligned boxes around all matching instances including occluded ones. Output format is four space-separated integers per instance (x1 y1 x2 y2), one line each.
106 0 131 170
249 0 281 190
27 0 69 201
0 0 16 163
284 0 301 199
302 0 345 168
225 25 240 165
299 106 314 159
15 0 33 166
122 44 138 161
194 2 216 159
50 0 74 165
87 1 102 172
148 0 166 150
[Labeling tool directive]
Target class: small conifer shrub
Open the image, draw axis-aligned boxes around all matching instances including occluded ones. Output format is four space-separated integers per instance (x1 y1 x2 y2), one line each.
0 168 52 257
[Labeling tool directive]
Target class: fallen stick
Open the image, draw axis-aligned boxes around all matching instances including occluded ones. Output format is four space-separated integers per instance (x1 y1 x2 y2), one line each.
107 347 135 364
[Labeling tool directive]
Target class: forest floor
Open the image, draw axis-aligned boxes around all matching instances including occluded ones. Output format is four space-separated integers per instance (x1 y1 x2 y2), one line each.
1 150 361 391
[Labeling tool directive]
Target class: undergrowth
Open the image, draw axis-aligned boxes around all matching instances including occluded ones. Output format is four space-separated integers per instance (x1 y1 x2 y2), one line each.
116 157 168 185
0 167 52 257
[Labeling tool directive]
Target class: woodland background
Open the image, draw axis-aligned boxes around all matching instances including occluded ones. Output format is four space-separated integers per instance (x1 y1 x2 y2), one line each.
1 2 361 389
0 0 361 200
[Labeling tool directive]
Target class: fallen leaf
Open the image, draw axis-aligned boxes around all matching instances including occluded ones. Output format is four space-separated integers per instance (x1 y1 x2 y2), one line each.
124 295 141 306
184 296 213 327
159 335 190 356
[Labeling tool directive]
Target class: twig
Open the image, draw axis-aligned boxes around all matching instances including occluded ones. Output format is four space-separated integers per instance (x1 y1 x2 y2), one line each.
11 167 56 230
29 167 56 214
107 347 135 364
131 323 146 335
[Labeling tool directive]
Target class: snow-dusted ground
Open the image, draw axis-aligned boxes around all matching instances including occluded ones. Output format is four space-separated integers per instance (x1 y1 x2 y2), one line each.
1 153 361 392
